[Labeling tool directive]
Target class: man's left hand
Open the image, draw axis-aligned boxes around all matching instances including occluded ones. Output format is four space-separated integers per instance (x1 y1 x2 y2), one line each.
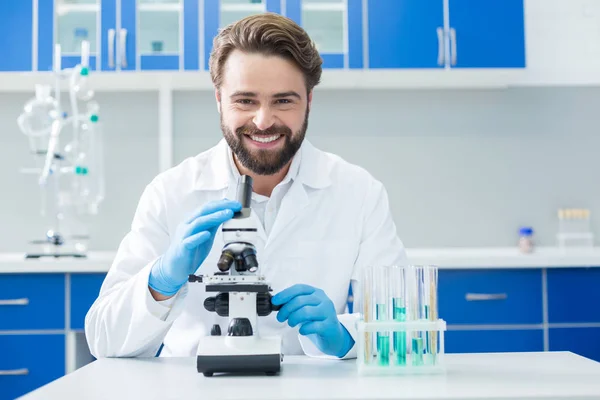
272 284 354 358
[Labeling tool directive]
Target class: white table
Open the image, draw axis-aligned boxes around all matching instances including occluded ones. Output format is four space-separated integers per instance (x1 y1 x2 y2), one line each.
18 352 600 400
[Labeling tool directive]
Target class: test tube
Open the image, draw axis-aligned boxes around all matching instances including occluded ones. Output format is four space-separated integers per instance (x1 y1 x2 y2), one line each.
428 266 439 365
390 266 406 365
412 266 425 366
374 266 390 366
360 266 373 365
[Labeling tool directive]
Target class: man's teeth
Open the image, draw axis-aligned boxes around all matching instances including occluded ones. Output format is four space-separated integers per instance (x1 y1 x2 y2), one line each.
250 135 281 143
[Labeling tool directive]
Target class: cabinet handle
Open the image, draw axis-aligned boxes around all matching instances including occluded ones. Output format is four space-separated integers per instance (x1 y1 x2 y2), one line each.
0 368 29 376
436 27 444 66
119 28 128 68
450 27 457 66
0 298 29 306
465 293 507 301
108 29 116 68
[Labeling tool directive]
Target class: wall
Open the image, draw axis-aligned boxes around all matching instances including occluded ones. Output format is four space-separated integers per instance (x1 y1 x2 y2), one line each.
0 93 159 253
1 87 599 253
174 87 600 249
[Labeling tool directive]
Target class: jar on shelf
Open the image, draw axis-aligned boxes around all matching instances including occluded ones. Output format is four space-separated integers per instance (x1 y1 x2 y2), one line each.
519 227 534 253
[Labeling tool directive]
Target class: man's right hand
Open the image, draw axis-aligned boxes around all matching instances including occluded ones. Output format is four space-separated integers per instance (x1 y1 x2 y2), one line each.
148 199 242 298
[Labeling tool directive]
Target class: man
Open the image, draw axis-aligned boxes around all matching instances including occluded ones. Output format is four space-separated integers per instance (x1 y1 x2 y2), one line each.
85 13 406 360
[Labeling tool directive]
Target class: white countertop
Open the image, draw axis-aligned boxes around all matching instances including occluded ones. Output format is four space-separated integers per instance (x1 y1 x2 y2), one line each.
1 246 600 273
18 352 600 400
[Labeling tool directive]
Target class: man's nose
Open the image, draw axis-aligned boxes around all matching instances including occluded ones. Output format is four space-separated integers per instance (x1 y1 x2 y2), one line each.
252 107 275 131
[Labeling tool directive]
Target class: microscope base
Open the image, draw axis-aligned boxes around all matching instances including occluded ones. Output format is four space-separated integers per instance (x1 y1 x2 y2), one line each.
196 336 282 376
197 354 281 377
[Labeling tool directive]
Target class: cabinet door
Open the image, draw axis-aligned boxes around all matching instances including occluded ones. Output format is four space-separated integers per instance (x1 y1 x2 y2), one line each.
446 329 544 353
547 268 600 324
0 1 33 71
38 0 115 71
70 273 106 330
0 334 65 400
131 0 199 70
448 0 526 68
204 1 284 70
368 0 444 68
549 328 600 363
285 0 359 69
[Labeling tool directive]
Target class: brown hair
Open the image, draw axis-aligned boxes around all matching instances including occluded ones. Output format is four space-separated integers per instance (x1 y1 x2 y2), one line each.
209 12 322 93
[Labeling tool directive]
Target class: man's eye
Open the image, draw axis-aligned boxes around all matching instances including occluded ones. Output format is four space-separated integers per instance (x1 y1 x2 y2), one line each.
276 99 291 104
237 99 254 105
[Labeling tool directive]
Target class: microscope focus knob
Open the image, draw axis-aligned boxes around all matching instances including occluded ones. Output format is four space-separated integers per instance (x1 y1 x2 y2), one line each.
227 318 253 337
210 324 222 336
203 294 229 317
256 292 281 316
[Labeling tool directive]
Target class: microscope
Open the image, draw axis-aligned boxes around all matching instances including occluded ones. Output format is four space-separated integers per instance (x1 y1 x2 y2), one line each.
189 175 283 377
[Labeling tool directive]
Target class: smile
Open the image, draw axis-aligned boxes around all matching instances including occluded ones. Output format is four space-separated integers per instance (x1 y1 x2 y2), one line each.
249 134 282 143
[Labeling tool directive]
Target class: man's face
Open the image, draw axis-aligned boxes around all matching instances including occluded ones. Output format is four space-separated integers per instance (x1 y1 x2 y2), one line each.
217 50 311 175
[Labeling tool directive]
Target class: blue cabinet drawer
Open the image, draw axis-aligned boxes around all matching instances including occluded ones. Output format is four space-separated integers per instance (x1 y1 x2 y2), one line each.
70 273 106 330
439 269 542 325
0 334 65 400
547 268 600 323
549 327 600 362
446 329 544 353
0 274 65 330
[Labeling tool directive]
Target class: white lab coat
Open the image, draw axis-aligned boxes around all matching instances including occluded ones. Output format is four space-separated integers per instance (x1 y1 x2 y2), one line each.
85 138 407 360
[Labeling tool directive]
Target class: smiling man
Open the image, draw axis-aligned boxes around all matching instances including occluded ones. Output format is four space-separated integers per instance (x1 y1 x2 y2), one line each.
85 13 407 361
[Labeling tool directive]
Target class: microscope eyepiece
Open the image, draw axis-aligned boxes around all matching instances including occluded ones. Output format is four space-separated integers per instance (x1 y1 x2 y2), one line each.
236 175 253 209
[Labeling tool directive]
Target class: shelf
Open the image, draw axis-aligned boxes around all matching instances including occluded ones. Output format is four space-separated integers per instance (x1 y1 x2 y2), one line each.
0 69 534 92
4 68 600 92
2 247 600 273
56 4 99 15
138 3 182 12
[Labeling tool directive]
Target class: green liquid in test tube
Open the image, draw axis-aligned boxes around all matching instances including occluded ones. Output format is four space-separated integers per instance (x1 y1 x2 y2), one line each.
412 337 424 366
376 303 389 366
393 298 406 365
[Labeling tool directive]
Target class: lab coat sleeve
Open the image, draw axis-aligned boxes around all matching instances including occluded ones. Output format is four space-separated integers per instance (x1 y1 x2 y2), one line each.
298 178 408 359
85 179 188 358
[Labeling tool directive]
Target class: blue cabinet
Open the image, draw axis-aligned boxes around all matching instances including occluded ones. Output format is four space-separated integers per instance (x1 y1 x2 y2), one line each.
438 269 543 325
446 329 544 354
126 0 200 71
368 0 444 69
448 0 525 68
367 0 525 69
0 2 33 71
37 0 113 71
549 328 600 362
1 0 526 73
0 334 65 400
0 274 65 331
37 0 199 72
284 0 363 69
203 0 283 70
547 268 600 323
70 274 107 330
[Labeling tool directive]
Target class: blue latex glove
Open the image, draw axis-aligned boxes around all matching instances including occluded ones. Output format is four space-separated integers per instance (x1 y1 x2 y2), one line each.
148 199 242 296
272 284 354 358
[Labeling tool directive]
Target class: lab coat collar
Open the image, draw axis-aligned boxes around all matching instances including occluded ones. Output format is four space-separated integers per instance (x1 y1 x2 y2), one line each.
194 138 332 191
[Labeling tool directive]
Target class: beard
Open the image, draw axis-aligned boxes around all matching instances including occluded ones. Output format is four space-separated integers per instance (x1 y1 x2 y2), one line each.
221 108 309 176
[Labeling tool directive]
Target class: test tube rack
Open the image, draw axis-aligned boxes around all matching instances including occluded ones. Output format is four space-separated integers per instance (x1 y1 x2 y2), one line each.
356 319 447 375
556 208 594 249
